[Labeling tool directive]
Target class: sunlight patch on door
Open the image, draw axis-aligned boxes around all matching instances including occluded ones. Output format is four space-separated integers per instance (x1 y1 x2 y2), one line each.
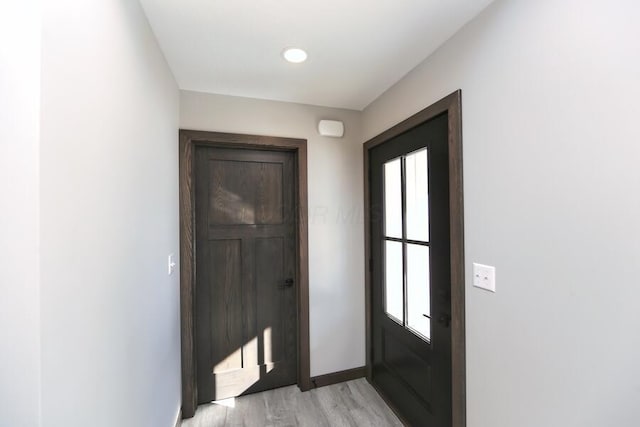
211 186 256 224
264 327 275 373
212 327 278 397
213 346 243 373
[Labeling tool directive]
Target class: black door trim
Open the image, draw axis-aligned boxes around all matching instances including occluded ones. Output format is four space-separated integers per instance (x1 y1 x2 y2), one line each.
179 130 311 418
363 90 465 426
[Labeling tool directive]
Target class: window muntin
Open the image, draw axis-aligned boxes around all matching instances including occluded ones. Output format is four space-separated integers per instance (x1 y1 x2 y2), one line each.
382 148 431 341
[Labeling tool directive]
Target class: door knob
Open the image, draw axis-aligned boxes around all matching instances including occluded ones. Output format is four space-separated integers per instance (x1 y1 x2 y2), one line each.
281 278 294 289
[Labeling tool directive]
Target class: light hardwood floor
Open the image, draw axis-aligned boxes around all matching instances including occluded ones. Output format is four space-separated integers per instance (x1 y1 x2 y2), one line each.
182 378 403 427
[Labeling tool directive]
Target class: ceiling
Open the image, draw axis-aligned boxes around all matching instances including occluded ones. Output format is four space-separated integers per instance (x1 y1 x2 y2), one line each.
140 0 494 110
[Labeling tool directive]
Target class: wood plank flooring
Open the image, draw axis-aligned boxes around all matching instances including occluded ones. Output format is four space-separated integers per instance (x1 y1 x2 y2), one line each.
181 378 403 427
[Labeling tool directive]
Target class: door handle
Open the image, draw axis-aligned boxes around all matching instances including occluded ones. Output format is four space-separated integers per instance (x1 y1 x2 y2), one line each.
280 278 294 289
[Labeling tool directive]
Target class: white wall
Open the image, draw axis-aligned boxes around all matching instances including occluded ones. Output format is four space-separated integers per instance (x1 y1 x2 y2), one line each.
0 2 42 426
180 91 365 377
40 1 180 426
363 1 640 426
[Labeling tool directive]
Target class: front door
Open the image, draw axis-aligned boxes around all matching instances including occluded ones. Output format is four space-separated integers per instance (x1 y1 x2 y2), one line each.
369 111 454 426
194 146 298 403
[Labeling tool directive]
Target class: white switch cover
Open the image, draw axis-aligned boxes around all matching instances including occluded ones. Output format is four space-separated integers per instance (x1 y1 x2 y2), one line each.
473 263 496 292
168 253 176 275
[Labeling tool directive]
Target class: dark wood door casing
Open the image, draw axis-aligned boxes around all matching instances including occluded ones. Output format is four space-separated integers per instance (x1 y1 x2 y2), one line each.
179 130 310 419
363 90 465 427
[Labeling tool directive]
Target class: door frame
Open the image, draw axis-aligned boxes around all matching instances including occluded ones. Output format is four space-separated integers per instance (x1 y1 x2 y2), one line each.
179 130 311 418
363 90 466 426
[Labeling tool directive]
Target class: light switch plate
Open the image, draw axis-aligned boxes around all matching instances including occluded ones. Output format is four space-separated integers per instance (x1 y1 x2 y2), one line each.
168 253 176 276
473 263 496 292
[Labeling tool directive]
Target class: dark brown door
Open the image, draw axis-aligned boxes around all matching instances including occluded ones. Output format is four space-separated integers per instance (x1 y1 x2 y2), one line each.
370 113 452 426
194 146 298 403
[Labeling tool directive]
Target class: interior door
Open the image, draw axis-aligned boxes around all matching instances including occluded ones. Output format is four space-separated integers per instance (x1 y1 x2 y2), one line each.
194 146 298 403
370 112 452 426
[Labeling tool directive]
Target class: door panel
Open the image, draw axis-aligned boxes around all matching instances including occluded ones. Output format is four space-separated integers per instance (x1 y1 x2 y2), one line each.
370 112 452 426
208 159 284 225
209 239 243 374
255 237 286 365
195 146 297 403
382 330 432 405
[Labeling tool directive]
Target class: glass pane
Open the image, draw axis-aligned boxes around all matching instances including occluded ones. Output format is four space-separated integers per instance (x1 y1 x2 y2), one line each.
384 240 403 322
407 243 430 340
384 158 402 238
406 149 429 242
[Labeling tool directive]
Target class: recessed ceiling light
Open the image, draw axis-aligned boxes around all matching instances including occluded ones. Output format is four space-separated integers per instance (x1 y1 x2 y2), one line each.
282 47 308 64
